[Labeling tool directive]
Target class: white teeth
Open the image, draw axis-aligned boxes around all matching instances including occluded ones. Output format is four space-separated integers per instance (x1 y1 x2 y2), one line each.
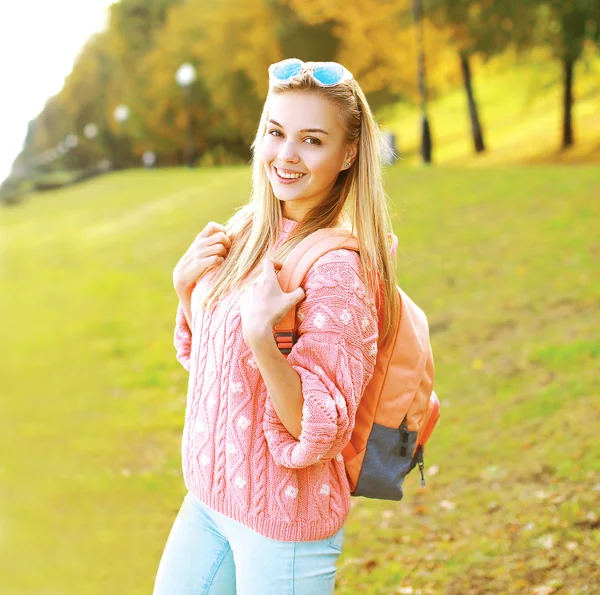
276 167 305 179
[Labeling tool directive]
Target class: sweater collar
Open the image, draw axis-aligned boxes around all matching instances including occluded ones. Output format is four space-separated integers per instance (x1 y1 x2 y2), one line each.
281 216 299 233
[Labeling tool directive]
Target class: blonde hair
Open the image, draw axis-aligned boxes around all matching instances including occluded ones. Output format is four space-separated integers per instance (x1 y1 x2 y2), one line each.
199 67 399 347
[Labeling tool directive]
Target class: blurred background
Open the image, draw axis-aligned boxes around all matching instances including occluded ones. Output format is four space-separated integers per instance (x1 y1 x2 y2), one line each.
0 1 598 594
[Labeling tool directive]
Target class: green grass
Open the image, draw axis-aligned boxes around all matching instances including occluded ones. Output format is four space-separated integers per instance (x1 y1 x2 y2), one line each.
1 164 599 594
379 46 600 167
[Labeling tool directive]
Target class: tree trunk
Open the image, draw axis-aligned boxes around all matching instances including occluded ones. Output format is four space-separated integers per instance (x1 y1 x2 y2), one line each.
562 55 575 149
460 51 485 154
412 0 433 164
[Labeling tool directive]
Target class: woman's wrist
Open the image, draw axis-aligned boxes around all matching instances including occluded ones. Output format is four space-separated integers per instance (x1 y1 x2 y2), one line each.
174 279 194 299
244 324 275 350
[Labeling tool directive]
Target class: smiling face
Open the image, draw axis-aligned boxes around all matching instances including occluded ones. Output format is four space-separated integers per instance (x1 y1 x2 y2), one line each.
260 91 357 222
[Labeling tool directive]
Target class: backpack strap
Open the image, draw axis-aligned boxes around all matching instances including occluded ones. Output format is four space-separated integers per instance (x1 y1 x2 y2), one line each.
273 228 398 353
274 229 358 353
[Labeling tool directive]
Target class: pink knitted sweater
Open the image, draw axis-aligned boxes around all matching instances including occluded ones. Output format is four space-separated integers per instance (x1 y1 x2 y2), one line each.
173 216 379 541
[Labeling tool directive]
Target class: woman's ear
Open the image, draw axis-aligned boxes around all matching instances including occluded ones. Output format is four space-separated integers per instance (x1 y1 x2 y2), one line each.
342 140 359 170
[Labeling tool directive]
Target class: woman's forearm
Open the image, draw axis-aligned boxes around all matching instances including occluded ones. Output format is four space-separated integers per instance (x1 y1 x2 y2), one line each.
177 290 193 330
246 330 304 439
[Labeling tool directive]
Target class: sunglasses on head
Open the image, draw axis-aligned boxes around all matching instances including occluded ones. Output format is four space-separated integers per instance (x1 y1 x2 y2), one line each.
268 58 354 88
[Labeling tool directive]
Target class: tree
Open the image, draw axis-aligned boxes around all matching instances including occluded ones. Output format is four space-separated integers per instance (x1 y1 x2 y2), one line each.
426 0 538 155
539 0 600 148
10 0 465 175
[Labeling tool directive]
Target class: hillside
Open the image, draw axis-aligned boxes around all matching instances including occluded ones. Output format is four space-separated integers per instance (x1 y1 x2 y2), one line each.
1 165 599 593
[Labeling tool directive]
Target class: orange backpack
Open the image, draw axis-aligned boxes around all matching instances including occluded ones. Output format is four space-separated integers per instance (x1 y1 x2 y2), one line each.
274 228 440 501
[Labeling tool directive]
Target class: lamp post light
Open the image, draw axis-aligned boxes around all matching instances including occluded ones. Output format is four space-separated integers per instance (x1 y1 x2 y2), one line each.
82 124 99 173
175 62 197 167
84 123 98 140
412 0 433 164
114 104 130 125
65 134 79 149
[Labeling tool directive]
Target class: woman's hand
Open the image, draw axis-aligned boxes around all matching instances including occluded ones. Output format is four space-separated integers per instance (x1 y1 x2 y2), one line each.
173 221 232 297
239 259 305 346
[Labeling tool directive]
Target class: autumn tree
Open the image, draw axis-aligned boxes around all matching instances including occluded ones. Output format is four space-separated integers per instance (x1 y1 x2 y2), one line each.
285 0 458 167
537 0 600 148
426 0 538 154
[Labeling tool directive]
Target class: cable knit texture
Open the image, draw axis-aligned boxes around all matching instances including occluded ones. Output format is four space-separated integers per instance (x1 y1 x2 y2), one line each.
173 217 379 541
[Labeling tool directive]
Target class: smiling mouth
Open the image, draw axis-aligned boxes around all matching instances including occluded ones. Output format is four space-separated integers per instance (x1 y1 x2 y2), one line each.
274 166 307 180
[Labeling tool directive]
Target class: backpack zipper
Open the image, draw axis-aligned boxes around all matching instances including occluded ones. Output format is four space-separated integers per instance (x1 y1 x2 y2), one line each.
416 445 426 487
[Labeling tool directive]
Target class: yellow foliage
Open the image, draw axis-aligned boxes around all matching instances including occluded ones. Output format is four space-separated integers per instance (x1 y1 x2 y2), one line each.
287 0 460 102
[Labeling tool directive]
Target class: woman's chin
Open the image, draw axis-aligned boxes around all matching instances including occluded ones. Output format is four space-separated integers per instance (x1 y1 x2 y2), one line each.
273 187 305 201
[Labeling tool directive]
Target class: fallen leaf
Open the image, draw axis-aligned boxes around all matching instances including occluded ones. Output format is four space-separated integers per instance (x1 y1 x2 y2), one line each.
439 500 455 511
538 534 554 549
427 464 439 477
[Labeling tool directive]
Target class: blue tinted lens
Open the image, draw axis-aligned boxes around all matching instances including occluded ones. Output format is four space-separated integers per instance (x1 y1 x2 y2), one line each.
272 61 302 81
313 64 344 85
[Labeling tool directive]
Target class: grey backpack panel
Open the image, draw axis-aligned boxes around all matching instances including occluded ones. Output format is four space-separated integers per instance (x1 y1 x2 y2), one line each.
353 421 418 500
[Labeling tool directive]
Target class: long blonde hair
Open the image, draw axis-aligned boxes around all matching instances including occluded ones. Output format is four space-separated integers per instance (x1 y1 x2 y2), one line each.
199 67 399 347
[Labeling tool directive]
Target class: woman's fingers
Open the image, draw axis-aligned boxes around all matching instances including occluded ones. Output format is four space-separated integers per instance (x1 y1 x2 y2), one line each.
196 242 227 258
262 259 284 279
175 224 231 294
197 221 226 239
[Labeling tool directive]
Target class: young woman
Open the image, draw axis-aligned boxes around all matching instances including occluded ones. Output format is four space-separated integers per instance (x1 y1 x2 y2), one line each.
153 58 399 595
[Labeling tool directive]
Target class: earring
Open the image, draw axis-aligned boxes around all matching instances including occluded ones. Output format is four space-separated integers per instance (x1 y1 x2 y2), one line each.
344 163 349 168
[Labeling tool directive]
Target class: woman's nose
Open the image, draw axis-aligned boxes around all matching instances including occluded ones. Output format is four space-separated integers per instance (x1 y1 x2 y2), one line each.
278 140 300 163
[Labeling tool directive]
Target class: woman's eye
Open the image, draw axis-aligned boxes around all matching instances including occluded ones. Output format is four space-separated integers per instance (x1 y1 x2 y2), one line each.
267 129 320 145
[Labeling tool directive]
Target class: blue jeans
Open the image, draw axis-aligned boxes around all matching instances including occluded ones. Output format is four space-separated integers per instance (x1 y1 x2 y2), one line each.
152 491 345 595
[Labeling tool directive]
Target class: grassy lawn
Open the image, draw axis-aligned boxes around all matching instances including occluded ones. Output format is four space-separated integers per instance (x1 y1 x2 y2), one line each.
0 164 599 594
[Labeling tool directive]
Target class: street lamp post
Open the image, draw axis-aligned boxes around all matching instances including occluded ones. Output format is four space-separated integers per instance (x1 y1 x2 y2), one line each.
175 63 197 168
412 0 433 164
142 150 156 168
113 104 130 169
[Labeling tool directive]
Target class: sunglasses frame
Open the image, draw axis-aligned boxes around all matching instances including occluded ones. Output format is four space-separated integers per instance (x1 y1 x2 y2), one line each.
268 58 354 88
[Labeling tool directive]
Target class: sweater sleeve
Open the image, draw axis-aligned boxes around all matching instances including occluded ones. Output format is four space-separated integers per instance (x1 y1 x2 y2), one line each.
174 302 192 372
262 249 379 469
